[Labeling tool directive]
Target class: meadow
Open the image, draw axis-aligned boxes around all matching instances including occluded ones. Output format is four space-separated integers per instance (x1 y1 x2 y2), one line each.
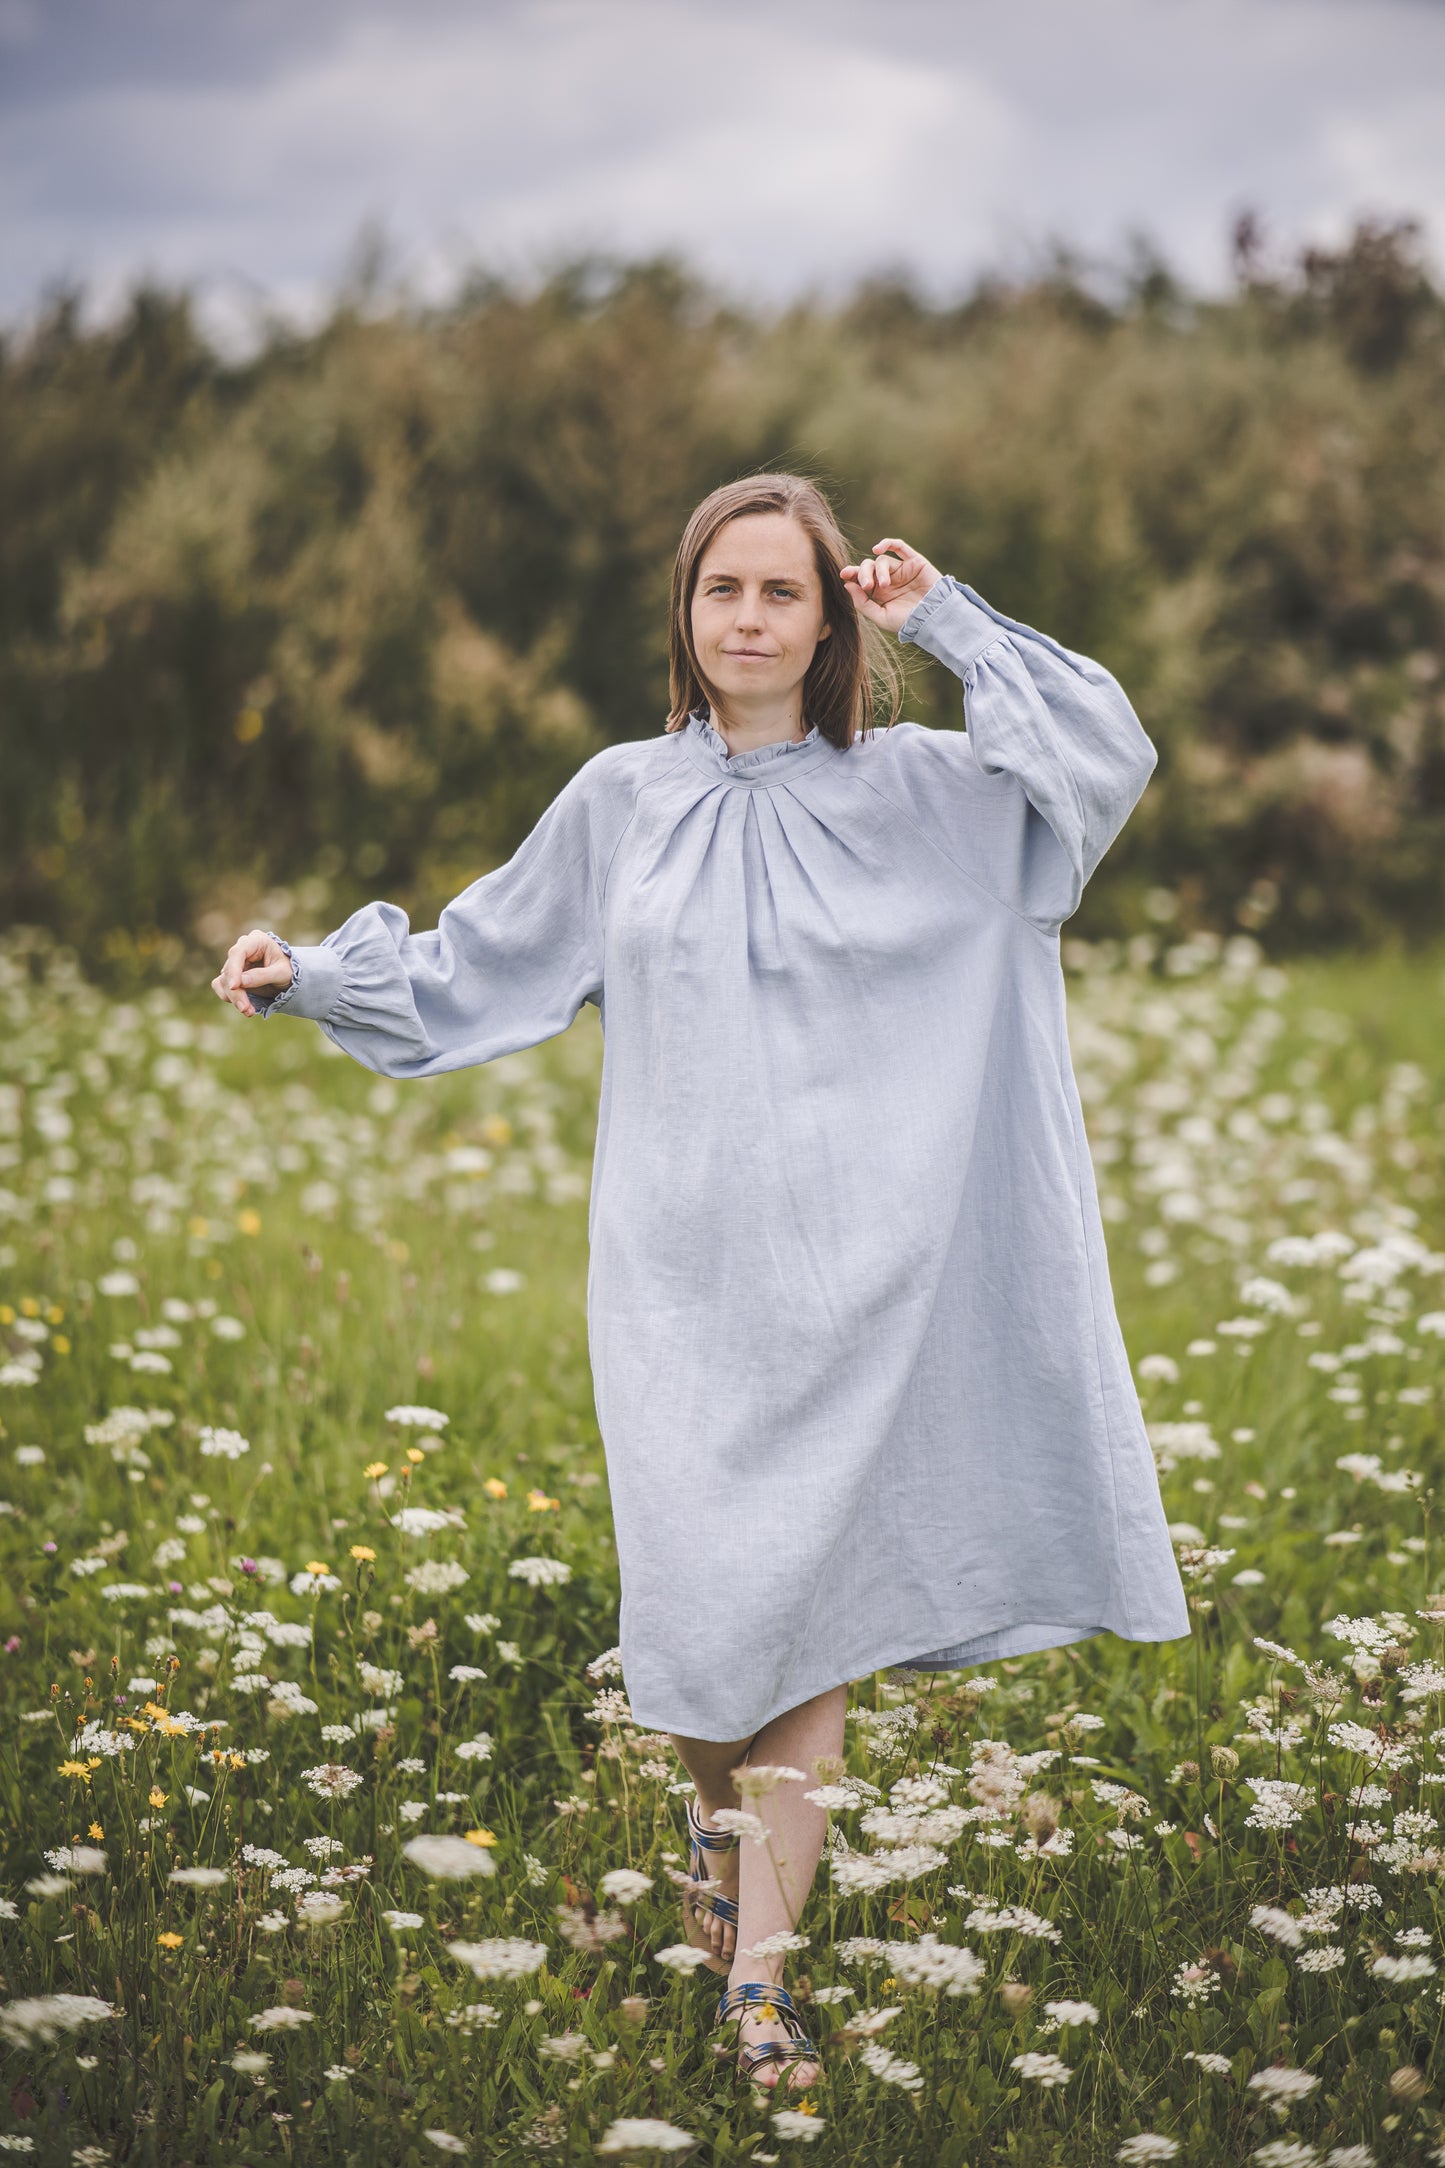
1 916 1444 2166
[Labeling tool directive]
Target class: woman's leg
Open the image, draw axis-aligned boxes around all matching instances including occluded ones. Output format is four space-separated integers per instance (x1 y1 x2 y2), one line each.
668 1729 751 1968
728 1684 847 2090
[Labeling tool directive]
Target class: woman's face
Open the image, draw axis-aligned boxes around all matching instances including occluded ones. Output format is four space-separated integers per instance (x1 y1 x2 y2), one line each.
690 512 831 720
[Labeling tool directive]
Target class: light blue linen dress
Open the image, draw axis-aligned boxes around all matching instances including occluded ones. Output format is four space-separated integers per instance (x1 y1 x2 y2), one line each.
258 575 1191 1739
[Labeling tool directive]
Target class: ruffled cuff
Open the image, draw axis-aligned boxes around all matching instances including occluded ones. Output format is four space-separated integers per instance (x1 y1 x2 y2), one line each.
898 575 1008 677
255 939 347 1024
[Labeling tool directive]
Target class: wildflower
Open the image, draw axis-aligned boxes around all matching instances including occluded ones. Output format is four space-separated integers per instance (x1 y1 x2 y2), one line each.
653 1944 717 1974
300 1764 363 1799
449 1663 487 1682
464 1830 497 1847
324 2066 352 2083
58 1759 92 1780
157 1931 184 1949
483 1478 507 1499
406 1559 469 1594
384 1405 449 1430
507 1555 571 1588
1370 1952 1436 1983
597 1864 654 1899
1043 1998 1100 2027
382 1910 424 1930
1251 1905 1305 1948
448 1936 548 1980
296 1893 346 1926
454 1732 493 1763
586 1646 624 1680
0 1994 117 2046
539 2031 589 2061
858 2041 924 2092
198 1427 250 1460
390 1508 455 1537
403 1834 497 1880
708 1807 768 1844
556 1903 627 1952
596 2123 697 2157
1185 2050 1232 2076
744 1931 808 1958
1247 2065 1320 2110
464 1612 500 1634
249 2006 314 2031
1011 2051 1073 2089
44 1845 106 1876
772 2110 824 2143
363 1462 388 1480
1117 2142 1179 2165
168 1866 228 1887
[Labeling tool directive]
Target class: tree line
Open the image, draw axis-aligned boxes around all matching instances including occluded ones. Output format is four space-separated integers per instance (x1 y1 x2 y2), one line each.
3 215 1443 973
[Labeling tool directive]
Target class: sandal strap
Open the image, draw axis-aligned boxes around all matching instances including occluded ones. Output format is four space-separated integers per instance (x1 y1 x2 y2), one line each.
738 2038 814 2077
692 1891 738 1926
718 1981 807 2035
687 1800 739 1853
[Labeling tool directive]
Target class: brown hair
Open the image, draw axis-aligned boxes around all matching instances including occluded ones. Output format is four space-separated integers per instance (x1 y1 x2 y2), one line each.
665 472 905 749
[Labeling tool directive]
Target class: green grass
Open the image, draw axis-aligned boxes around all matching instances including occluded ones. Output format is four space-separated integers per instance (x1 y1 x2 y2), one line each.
1 922 1444 2167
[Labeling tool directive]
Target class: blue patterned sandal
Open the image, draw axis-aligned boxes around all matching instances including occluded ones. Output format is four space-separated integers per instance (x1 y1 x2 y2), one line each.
682 1797 738 1973
717 1980 819 2086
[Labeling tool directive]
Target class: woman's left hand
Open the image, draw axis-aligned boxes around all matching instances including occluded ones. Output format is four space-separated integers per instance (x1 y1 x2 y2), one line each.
841 537 945 633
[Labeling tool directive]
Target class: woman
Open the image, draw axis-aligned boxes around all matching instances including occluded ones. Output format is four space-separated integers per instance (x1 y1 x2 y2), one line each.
213 473 1191 2090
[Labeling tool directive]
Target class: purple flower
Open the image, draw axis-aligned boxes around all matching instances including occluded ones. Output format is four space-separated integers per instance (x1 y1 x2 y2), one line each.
168 1579 184 1595
43 1541 58 1556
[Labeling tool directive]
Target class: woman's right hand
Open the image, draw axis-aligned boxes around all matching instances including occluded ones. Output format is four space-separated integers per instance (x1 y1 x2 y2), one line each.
212 929 293 1018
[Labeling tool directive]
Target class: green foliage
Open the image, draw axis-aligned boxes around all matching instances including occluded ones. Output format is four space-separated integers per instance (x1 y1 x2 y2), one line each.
3 221 1445 971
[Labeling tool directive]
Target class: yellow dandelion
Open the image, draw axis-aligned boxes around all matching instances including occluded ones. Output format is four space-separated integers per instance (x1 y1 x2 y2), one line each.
20 1296 40 1318
46 1304 65 1324
52 1334 71 1355
406 1446 425 1465
464 1829 497 1848
0 1304 13 1325
363 1462 388 1481
157 1931 184 1950
149 1789 168 1809
350 1544 377 1563
480 1114 512 1147
237 1208 262 1236
526 1489 560 1513
58 1760 91 1780
305 1561 330 1578
88 1822 104 1841
483 1478 508 1501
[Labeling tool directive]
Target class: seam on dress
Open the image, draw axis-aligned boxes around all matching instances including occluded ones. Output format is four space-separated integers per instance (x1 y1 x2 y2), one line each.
1057 975 1138 1637
841 766 1061 940
597 765 673 919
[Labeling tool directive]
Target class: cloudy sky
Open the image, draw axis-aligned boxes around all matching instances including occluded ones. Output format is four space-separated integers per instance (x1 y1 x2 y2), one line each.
3 0 1443 343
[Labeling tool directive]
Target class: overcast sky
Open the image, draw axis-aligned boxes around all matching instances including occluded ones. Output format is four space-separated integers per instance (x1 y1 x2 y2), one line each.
3 0 1444 345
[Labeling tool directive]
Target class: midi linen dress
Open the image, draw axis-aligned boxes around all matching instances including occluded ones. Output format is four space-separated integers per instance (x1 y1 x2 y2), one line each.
259 574 1191 1740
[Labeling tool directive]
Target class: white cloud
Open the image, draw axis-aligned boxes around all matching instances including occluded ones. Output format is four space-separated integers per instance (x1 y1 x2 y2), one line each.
1 0 1442 336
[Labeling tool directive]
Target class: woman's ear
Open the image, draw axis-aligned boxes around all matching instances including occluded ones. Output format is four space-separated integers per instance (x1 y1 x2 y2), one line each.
816 621 833 640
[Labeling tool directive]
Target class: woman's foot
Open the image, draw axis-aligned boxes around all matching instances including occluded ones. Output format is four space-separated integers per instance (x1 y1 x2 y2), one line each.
726 1979 820 2093
682 1801 739 1972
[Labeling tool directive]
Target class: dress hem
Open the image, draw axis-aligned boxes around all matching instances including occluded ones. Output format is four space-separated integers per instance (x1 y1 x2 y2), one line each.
625 1610 1193 1742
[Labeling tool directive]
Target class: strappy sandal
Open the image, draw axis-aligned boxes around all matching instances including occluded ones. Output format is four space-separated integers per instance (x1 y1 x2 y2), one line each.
682 1796 739 1975
716 1980 819 2088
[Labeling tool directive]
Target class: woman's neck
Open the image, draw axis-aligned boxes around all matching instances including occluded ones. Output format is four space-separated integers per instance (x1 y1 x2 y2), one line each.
706 701 808 757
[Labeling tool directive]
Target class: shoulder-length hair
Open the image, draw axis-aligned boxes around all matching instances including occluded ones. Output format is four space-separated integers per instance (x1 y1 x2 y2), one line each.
664 472 905 749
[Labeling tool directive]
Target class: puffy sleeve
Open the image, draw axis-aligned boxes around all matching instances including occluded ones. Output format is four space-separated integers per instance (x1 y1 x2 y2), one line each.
253 763 606 1078
895 575 1158 930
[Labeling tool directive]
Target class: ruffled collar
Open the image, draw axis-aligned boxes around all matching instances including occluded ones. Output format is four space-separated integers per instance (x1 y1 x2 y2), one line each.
686 710 820 773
